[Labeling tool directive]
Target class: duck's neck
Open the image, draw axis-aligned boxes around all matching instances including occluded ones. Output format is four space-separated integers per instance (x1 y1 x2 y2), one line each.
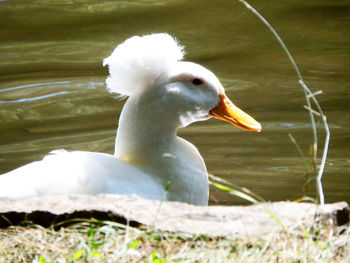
114 96 209 205
114 96 178 166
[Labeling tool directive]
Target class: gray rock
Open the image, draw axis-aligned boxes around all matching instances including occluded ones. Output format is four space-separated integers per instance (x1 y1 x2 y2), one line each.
0 194 348 236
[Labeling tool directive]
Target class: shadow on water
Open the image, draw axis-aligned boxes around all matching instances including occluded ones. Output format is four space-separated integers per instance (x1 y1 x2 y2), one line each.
0 0 349 204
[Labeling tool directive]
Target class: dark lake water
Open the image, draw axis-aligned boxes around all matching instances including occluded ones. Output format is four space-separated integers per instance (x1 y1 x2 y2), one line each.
0 0 349 205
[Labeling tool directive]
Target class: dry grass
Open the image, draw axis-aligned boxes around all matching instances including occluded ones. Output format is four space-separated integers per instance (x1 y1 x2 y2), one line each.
0 218 348 263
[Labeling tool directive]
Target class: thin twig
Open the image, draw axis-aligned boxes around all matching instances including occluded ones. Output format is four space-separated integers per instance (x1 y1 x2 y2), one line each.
303 105 321 117
307 90 323 98
299 80 330 205
238 0 330 205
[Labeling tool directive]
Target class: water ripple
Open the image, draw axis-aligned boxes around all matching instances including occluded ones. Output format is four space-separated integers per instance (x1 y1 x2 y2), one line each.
0 81 70 93
0 90 76 104
0 80 104 104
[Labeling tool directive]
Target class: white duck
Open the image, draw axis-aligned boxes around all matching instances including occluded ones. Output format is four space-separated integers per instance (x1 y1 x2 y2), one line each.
0 33 261 205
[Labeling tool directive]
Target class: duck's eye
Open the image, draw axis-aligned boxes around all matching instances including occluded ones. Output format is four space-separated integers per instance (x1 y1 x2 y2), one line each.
192 78 203 85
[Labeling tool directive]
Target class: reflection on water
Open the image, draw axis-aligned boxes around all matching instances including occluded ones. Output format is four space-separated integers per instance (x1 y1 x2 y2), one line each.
0 80 106 104
0 0 349 204
0 81 75 104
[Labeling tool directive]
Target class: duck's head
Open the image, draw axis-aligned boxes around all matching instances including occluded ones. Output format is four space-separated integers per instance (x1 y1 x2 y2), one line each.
103 33 261 132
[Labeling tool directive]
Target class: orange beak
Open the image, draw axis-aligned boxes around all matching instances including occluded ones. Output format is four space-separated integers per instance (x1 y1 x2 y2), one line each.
209 91 261 132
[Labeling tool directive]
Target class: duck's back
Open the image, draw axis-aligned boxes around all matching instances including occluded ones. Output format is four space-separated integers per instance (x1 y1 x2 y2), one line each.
0 150 164 199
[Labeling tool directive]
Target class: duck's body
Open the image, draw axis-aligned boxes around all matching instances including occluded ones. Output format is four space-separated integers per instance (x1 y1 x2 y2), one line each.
0 151 161 199
0 33 261 205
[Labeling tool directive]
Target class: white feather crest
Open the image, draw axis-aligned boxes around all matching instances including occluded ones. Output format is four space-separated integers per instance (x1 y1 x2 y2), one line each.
103 33 185 96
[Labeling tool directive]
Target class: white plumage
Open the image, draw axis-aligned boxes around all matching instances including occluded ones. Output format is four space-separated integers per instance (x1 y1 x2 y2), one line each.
0 33 261 205
103 33 184 96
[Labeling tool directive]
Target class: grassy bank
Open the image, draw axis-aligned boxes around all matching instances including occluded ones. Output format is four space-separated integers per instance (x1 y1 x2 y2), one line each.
0 218 348 263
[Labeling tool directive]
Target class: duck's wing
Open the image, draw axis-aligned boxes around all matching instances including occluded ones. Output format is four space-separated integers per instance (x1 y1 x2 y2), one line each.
0 150 164 199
